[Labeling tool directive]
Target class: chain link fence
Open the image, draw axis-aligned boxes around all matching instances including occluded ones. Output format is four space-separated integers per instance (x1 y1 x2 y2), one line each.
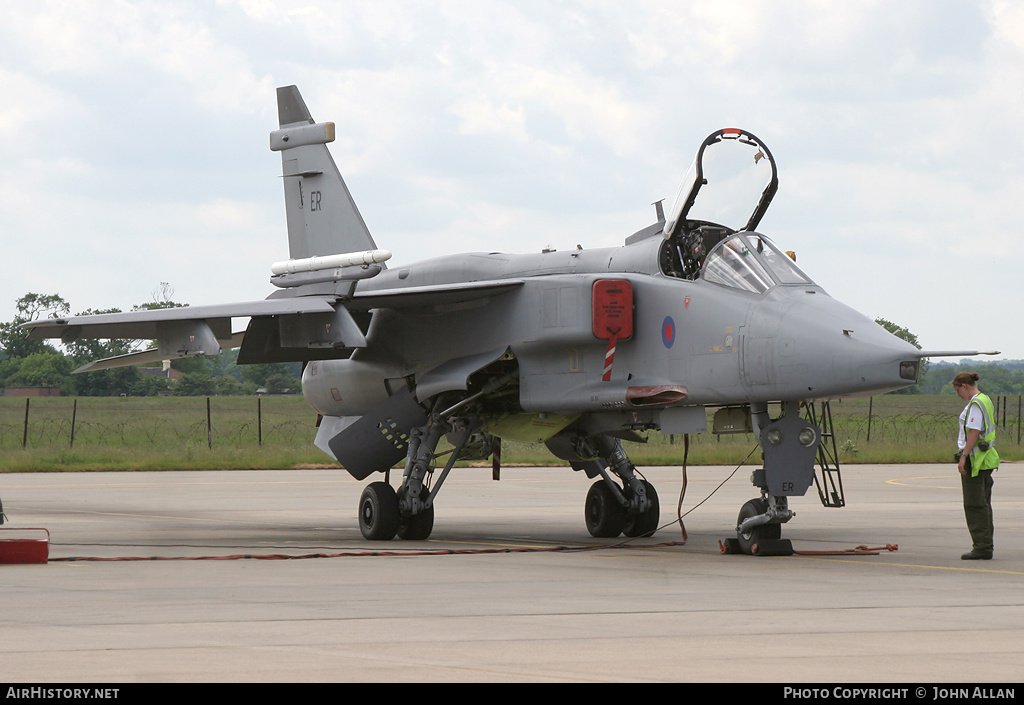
0 396 318 452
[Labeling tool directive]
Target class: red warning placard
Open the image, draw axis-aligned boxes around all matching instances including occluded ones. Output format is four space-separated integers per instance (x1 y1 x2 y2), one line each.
592 279 633 340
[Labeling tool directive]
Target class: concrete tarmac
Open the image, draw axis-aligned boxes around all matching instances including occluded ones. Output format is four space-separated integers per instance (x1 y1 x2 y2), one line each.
0 463 1021 683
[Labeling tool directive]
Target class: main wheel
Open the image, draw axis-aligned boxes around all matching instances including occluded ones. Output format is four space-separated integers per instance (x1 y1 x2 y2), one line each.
585 481 627 538
396 487 434 540
359 482 400 540
736 497 781 554
622 480 660 538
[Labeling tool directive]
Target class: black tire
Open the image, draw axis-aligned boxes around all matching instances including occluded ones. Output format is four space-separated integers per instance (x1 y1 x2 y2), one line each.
622 480 660 538
736 497 781 555
396 487 434 540
585 481 627 538
359 482 399 541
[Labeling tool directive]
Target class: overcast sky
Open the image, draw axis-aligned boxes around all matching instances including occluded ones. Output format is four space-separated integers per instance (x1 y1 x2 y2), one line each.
2 0 1021 361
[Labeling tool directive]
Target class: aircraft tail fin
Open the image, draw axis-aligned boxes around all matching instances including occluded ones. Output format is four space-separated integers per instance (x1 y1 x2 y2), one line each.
271 85 379 261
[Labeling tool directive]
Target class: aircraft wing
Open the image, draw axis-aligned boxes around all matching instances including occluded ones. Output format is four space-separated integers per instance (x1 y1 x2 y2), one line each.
21 280 525 369
71 332 248 374
21 297 342 370
235 280 526 364
23 297 338 341
347 279 524 310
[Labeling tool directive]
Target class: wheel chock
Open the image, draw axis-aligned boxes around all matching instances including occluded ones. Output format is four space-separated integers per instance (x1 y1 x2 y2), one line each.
719 537 793 556
719 538 742 554
751 538 794 556
0 528 49 564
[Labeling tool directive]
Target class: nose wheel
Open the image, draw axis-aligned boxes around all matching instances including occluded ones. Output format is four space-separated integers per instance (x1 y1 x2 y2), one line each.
736 498 781 554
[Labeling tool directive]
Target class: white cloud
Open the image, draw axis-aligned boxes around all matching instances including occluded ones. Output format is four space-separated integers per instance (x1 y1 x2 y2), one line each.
0 0 1022 359
450 94 529 142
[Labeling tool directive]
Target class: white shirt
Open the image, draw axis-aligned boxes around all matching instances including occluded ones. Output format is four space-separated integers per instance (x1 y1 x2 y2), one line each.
957 394 985 450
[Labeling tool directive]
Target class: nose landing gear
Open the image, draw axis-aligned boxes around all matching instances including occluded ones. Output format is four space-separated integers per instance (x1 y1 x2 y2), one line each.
724 400 823 556
730 495 792 555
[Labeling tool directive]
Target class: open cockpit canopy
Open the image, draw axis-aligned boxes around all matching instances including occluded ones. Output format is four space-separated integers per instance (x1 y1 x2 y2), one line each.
664 128 778 237
660 128 785 283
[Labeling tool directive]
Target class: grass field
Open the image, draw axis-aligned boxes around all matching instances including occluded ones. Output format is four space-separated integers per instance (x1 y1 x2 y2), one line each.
0 394 1021 472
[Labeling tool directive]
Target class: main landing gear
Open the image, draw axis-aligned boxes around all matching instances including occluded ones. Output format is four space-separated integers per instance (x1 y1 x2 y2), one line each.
357 395 484 541
357 481 437 541
581 438 661 539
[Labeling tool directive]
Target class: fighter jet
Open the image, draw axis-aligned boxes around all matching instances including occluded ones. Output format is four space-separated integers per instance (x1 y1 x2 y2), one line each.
24 86 996 551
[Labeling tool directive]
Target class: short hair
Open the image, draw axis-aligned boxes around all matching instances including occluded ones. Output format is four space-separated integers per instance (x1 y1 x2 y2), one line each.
952 372 980 387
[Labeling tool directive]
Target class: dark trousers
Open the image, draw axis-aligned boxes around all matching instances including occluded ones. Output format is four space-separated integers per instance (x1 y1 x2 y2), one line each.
961 464 994 554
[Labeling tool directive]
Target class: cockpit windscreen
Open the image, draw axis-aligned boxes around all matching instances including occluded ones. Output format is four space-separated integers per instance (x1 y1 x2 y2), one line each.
744 234 812 285
702 234 813 293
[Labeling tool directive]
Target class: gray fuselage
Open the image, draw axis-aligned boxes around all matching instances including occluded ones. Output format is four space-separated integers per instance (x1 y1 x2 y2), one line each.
302 231 919 420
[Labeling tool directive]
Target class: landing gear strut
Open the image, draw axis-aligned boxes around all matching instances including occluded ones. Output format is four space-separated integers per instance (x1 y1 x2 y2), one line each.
729 400 819 555
623 479 660 537
582 437 660 539
397 486 434 540
356 393 487 541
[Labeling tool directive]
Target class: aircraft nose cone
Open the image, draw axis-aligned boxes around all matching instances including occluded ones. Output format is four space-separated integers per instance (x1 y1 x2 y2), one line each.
796 296 920 396
745 291 922 398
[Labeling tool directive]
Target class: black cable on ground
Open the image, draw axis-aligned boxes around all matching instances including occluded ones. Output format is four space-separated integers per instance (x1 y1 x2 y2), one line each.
48 540 691 562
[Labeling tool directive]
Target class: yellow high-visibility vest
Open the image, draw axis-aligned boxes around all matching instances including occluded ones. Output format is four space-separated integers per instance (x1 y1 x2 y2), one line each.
964 393 999 475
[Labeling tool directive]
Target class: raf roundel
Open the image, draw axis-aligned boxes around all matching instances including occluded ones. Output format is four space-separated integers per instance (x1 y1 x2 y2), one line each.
662 316 675 348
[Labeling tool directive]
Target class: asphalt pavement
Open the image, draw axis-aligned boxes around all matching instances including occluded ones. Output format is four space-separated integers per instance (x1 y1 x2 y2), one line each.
0 463 1021 682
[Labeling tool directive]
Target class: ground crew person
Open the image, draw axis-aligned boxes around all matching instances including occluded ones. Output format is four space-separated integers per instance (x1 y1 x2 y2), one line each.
952 372 998 560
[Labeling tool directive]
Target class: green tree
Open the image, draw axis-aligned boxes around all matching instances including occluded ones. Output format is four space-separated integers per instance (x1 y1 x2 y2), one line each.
128 374 172 397
241 363 289 388
206 348 245 382
265 372 299 394
65 307 144 396
6 352 73 392
875 318 920 348
171 356 211 374
174 370 216 396
875 318 927 394
213 375 246 396
0 357 22 388
923 363 1024 395
133 282 188 311
0 286 203 396
0 293 70 359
